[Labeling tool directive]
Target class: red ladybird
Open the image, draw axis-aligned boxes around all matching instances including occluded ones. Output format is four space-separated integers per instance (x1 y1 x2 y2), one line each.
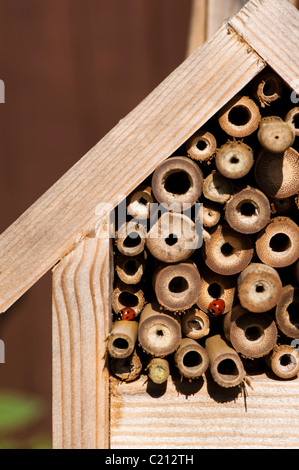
207 299 226 317
117 307 136 321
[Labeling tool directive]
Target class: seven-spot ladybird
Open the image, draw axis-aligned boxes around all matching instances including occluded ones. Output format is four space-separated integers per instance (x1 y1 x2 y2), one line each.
117 307 136 321
207 299 226 317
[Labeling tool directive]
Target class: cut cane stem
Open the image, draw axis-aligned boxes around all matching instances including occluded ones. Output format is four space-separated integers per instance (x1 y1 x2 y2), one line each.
148 358 170 384
116 253 145 285
110 350 142 382
196 267 236 313
225 187 271 235
266 345 299 379
216 141 254 179
275 285 299 339
182 307 210 340
252 71 283 107
127 185 154 220
153 261 201 311
116 221 146 256
203 171 236 204
285 107 299 137
202 202 221 228
146 211 200 264
237 263 282 313
202 224 253 276
255 148 299 199
138 302 181 357
205 334 246 388
218 95 261 138
186 130 217 162
107 320 138 359
112 280 145 315
255 217 299 268
151 156 203 212
223 305 277 359
258 116 295 153
175 338 209 379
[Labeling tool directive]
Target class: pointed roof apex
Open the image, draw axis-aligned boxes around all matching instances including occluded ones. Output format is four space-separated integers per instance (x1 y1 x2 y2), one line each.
0 0 298 313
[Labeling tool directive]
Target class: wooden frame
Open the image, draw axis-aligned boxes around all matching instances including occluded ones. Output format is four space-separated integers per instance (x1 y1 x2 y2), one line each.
0 0 298 449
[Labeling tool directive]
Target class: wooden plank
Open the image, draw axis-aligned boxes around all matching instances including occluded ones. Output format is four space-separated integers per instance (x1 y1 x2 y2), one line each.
111 374 299 449
229 0 299 93
52 219 112 449
0 24 265 314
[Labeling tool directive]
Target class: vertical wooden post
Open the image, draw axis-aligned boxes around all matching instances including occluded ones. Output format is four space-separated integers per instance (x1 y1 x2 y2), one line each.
187 0 248 55
52 218 113 449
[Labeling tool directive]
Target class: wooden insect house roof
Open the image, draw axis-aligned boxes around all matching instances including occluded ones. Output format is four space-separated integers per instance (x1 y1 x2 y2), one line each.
0 0 299 450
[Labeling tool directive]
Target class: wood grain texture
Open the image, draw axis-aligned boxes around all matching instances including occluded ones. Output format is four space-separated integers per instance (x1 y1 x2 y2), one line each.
52 219 113 449
0 24 265 314
111 374 299 449
229 0 299 93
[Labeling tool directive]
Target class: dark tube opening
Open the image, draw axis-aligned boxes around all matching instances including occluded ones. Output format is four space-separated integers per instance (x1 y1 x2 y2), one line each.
119 292 139 308
228 105 251 126
196 139 208 151
124 260 138 276
165 234 178 246
183 350 202 368
168 276 189 294
164 171 191 195
221 242 234 257
237 201 257 217
269 233 291 252
245 325 263 342
124 232 142 248
113 338 129 350
208 283 223 299
287 302 299 328
217 359 239 378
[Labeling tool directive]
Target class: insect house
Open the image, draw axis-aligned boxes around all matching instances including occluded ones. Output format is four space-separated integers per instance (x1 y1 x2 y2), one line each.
0 0 298 449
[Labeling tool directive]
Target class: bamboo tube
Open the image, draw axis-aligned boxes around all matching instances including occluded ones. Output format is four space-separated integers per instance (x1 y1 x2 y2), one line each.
203 171 236 204
225 187 271 235
182 307 210 340
151 156 203 212
110 350 142 382
116 253 145 284
138 302 181 357
258 116 295 153
107 320 138 359
218 95 261 138
174 338 209 379
252 71 283 107
112 280 145 315
216 141 254 179
266 345 299 380
196 267 236 314
146 212 200 264
285 107 299 137
255 148 299 199
116 221 146 256
202 202 221 228
275 285 299 339
223 305 278 359
255 217 299 268
186 130 217 162
237 263 282 313
202 225 253 276
147 358 170 384
205 334 246 388
153 261 201 311
127 185 154 220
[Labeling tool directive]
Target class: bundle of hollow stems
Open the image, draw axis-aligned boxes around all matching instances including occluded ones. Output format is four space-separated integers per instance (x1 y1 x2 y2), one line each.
107 68 299 388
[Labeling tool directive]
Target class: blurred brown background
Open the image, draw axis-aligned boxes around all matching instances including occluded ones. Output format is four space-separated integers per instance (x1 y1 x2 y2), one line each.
0 0 192 447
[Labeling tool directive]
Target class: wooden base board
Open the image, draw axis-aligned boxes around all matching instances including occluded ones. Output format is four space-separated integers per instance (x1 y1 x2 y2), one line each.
110 373 299 449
